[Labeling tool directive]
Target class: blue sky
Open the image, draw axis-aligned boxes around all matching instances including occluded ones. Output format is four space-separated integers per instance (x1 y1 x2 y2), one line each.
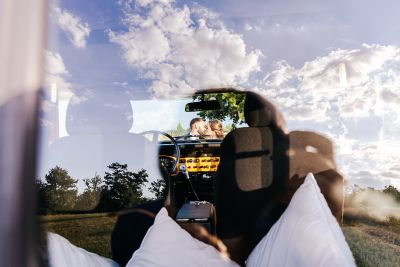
40 0 400 191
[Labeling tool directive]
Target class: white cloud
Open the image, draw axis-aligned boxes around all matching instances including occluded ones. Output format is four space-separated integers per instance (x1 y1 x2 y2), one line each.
45 50 68 76
44 50 87 103
44 50 73 97
190 2 219 22
259 44 400 122
53 7 91 48
109 0 262 97
42 50 76 140
251 44 400 190
332 136 400 189
110 26 170 66
97 1 400 190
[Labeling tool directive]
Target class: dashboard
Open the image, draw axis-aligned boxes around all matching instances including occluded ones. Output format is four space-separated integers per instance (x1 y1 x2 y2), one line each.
159 140 221 176
158 140 222 205
178 156 220 172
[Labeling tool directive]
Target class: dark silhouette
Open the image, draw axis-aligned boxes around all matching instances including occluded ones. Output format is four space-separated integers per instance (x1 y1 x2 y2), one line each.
98 163 149 211
149 178 167 199
214 91 344 265
75 174 102 210
111 200 164 266
194 92 246 129
43 166 78 212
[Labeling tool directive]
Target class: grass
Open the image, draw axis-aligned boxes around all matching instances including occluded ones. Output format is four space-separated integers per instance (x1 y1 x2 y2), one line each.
41 211 400 266
343 225 400 267
41 213 117 258
342 211 400 267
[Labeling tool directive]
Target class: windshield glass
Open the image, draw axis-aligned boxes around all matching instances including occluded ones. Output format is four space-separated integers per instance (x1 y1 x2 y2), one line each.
39 90 246 204
37 0 400 265
130 92 246 136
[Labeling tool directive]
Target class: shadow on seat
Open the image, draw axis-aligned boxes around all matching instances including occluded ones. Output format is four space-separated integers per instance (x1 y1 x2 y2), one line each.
214 91 345 266
214 91 289 265
44 90 157 205
281 130 344 221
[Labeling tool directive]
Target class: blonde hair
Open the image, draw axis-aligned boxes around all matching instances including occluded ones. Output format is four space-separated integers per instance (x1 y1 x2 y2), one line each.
209 120 224 139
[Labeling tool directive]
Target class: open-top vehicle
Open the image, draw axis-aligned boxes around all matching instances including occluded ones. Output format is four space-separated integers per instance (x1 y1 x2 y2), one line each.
2 1 400 266
36 88 343 266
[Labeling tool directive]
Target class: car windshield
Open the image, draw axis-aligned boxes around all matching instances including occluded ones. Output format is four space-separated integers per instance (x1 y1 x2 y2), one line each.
129 92 246 136
37 0 400 266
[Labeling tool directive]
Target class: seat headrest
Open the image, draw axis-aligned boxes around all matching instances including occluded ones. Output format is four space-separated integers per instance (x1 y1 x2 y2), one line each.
66 90 133 135
244 91 286 130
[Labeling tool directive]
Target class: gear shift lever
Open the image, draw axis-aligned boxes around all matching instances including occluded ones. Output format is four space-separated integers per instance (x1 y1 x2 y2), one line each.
179 164 200 201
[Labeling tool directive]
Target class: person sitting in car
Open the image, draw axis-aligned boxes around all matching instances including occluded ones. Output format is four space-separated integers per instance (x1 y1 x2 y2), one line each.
206 120 224 139
187 117 208 139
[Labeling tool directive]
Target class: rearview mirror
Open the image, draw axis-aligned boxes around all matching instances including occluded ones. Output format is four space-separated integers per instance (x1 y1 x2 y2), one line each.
185 100 220 112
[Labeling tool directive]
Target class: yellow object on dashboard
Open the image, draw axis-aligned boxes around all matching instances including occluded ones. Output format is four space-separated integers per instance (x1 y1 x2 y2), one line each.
178 157 220 172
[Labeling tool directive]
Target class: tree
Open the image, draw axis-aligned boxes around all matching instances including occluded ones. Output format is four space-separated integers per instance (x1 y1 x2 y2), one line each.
149 178 167 199
193 92 246 129
99 163 149 211
75 174 102 211
167 122 189 137
36 179 50 214
383 185 400 203
44 166 78 211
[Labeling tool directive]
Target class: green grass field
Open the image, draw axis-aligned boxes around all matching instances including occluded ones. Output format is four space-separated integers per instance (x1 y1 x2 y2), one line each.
41 213 117 258
41 212 400 266
342 212 400 267
343 225 400 267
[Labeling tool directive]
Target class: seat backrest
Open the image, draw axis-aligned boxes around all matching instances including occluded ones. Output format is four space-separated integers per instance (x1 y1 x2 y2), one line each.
42 91 158 210
214 91 344 265
47 133 151 181
281 130 344 222
214 91 289 261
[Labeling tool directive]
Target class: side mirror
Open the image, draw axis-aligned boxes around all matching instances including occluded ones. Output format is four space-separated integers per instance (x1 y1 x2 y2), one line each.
185 100 220 112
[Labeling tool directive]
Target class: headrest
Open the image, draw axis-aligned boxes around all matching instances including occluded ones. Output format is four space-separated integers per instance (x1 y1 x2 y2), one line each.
66 90 133 135
244 91 287 130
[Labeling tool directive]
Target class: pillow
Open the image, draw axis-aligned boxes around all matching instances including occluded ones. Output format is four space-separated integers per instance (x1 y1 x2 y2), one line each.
47 232 119 267
126 208 239 267
246 173 355 267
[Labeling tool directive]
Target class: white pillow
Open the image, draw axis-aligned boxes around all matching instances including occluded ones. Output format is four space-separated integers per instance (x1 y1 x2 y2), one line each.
246 173 355 267
126 207 239 267
47 232 119 267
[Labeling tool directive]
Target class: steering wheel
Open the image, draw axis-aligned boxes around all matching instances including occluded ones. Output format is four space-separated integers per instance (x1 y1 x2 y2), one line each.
140 130 180 174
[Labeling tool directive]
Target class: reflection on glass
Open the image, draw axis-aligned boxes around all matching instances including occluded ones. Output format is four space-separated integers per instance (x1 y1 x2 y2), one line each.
37 0 400 265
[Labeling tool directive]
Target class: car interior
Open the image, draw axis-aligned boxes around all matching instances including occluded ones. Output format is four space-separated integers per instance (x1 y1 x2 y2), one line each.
37 88 343 266
6 1 394 266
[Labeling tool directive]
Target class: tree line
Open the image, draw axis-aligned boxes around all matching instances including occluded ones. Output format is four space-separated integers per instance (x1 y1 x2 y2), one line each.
36 162 166 214
346 184 400 203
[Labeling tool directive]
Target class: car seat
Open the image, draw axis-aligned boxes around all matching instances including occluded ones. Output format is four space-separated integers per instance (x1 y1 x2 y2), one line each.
43 90 158 210
283 130 344 221
214 91 344 265
214 91 290 264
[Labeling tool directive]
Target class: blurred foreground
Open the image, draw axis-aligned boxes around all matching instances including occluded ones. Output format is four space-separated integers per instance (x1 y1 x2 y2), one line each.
342 185 400 267
41 210 400 267
342 213 399 267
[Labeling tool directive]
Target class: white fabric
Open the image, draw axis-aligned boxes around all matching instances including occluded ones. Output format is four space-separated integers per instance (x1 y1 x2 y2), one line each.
0 0 44 105
47 232 119 267
246 173 356 267
126 207 239 267
188 131 199 140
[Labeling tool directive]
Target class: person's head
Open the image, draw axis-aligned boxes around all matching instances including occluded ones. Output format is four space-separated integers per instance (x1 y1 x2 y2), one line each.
190 118 208 136
209 120 224 139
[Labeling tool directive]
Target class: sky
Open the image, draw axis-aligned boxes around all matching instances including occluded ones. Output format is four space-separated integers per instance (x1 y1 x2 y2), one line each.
41 0 400 190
